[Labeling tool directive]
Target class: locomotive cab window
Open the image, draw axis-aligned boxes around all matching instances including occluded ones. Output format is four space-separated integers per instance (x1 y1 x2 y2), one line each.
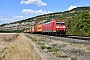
61 22 65 25
56 22 65 25
56 22 60 25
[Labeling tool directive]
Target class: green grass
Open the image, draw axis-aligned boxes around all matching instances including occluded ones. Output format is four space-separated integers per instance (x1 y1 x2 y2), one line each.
0 47 8 60
71 57 78 60
47 47 59 52
86 47 90 50
0 47 7 54
40 45 46 49
26 35 38 42
53 51 70 58
58 55 69 58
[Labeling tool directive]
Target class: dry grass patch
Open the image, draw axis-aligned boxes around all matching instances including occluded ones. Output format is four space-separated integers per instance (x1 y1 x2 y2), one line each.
0 33 45 60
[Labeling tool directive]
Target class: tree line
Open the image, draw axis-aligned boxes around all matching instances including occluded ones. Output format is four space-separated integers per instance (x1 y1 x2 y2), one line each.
66 11 90 36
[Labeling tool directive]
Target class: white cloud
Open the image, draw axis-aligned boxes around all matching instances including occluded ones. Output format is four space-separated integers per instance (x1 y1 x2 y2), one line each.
0 16 9 24
22 9 53 15
68 5 77 10
0 16 24 24
12 16 24 19
20 0 47 6
0 16 24 21
11 16 24 22
0 16 8 21
0 16 3 17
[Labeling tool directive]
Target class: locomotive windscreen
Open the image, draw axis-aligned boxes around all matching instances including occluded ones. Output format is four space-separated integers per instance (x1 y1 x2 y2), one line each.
56 22 65 25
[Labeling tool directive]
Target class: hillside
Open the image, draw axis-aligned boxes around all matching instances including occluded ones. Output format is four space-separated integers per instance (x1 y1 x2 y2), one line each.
0 6 90 36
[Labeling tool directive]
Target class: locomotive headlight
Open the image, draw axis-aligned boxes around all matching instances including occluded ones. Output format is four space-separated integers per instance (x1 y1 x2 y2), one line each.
56 26 59 28
63 26 65 28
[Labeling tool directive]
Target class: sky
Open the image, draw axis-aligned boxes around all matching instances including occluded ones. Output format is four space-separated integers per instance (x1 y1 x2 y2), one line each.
0 0 90 24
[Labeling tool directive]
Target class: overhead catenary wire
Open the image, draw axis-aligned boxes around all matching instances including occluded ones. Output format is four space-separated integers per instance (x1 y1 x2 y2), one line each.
45 0 58 20
47 0 58 11
59 0 80 11
45 0 80 19
48 0 80 11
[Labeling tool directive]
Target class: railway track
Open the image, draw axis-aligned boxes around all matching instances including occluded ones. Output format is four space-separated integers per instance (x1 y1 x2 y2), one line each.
63 35 90 45
64 35 90 40
33 34 90 45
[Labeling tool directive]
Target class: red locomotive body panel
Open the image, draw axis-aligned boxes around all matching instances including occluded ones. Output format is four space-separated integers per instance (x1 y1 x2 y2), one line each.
42 20 66 35
42 20 54 32
42 20 57 32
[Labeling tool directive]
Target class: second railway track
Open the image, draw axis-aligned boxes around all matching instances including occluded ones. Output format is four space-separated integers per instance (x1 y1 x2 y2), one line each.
64 35 90 40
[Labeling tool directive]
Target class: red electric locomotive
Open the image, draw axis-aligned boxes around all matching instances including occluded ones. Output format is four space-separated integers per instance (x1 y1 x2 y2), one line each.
42 19 66 35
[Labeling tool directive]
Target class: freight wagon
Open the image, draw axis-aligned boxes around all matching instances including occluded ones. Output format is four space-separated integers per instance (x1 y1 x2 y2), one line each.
37 24 43 33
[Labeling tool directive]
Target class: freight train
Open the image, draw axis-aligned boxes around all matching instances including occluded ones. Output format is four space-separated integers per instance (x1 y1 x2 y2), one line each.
24 19 66 36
